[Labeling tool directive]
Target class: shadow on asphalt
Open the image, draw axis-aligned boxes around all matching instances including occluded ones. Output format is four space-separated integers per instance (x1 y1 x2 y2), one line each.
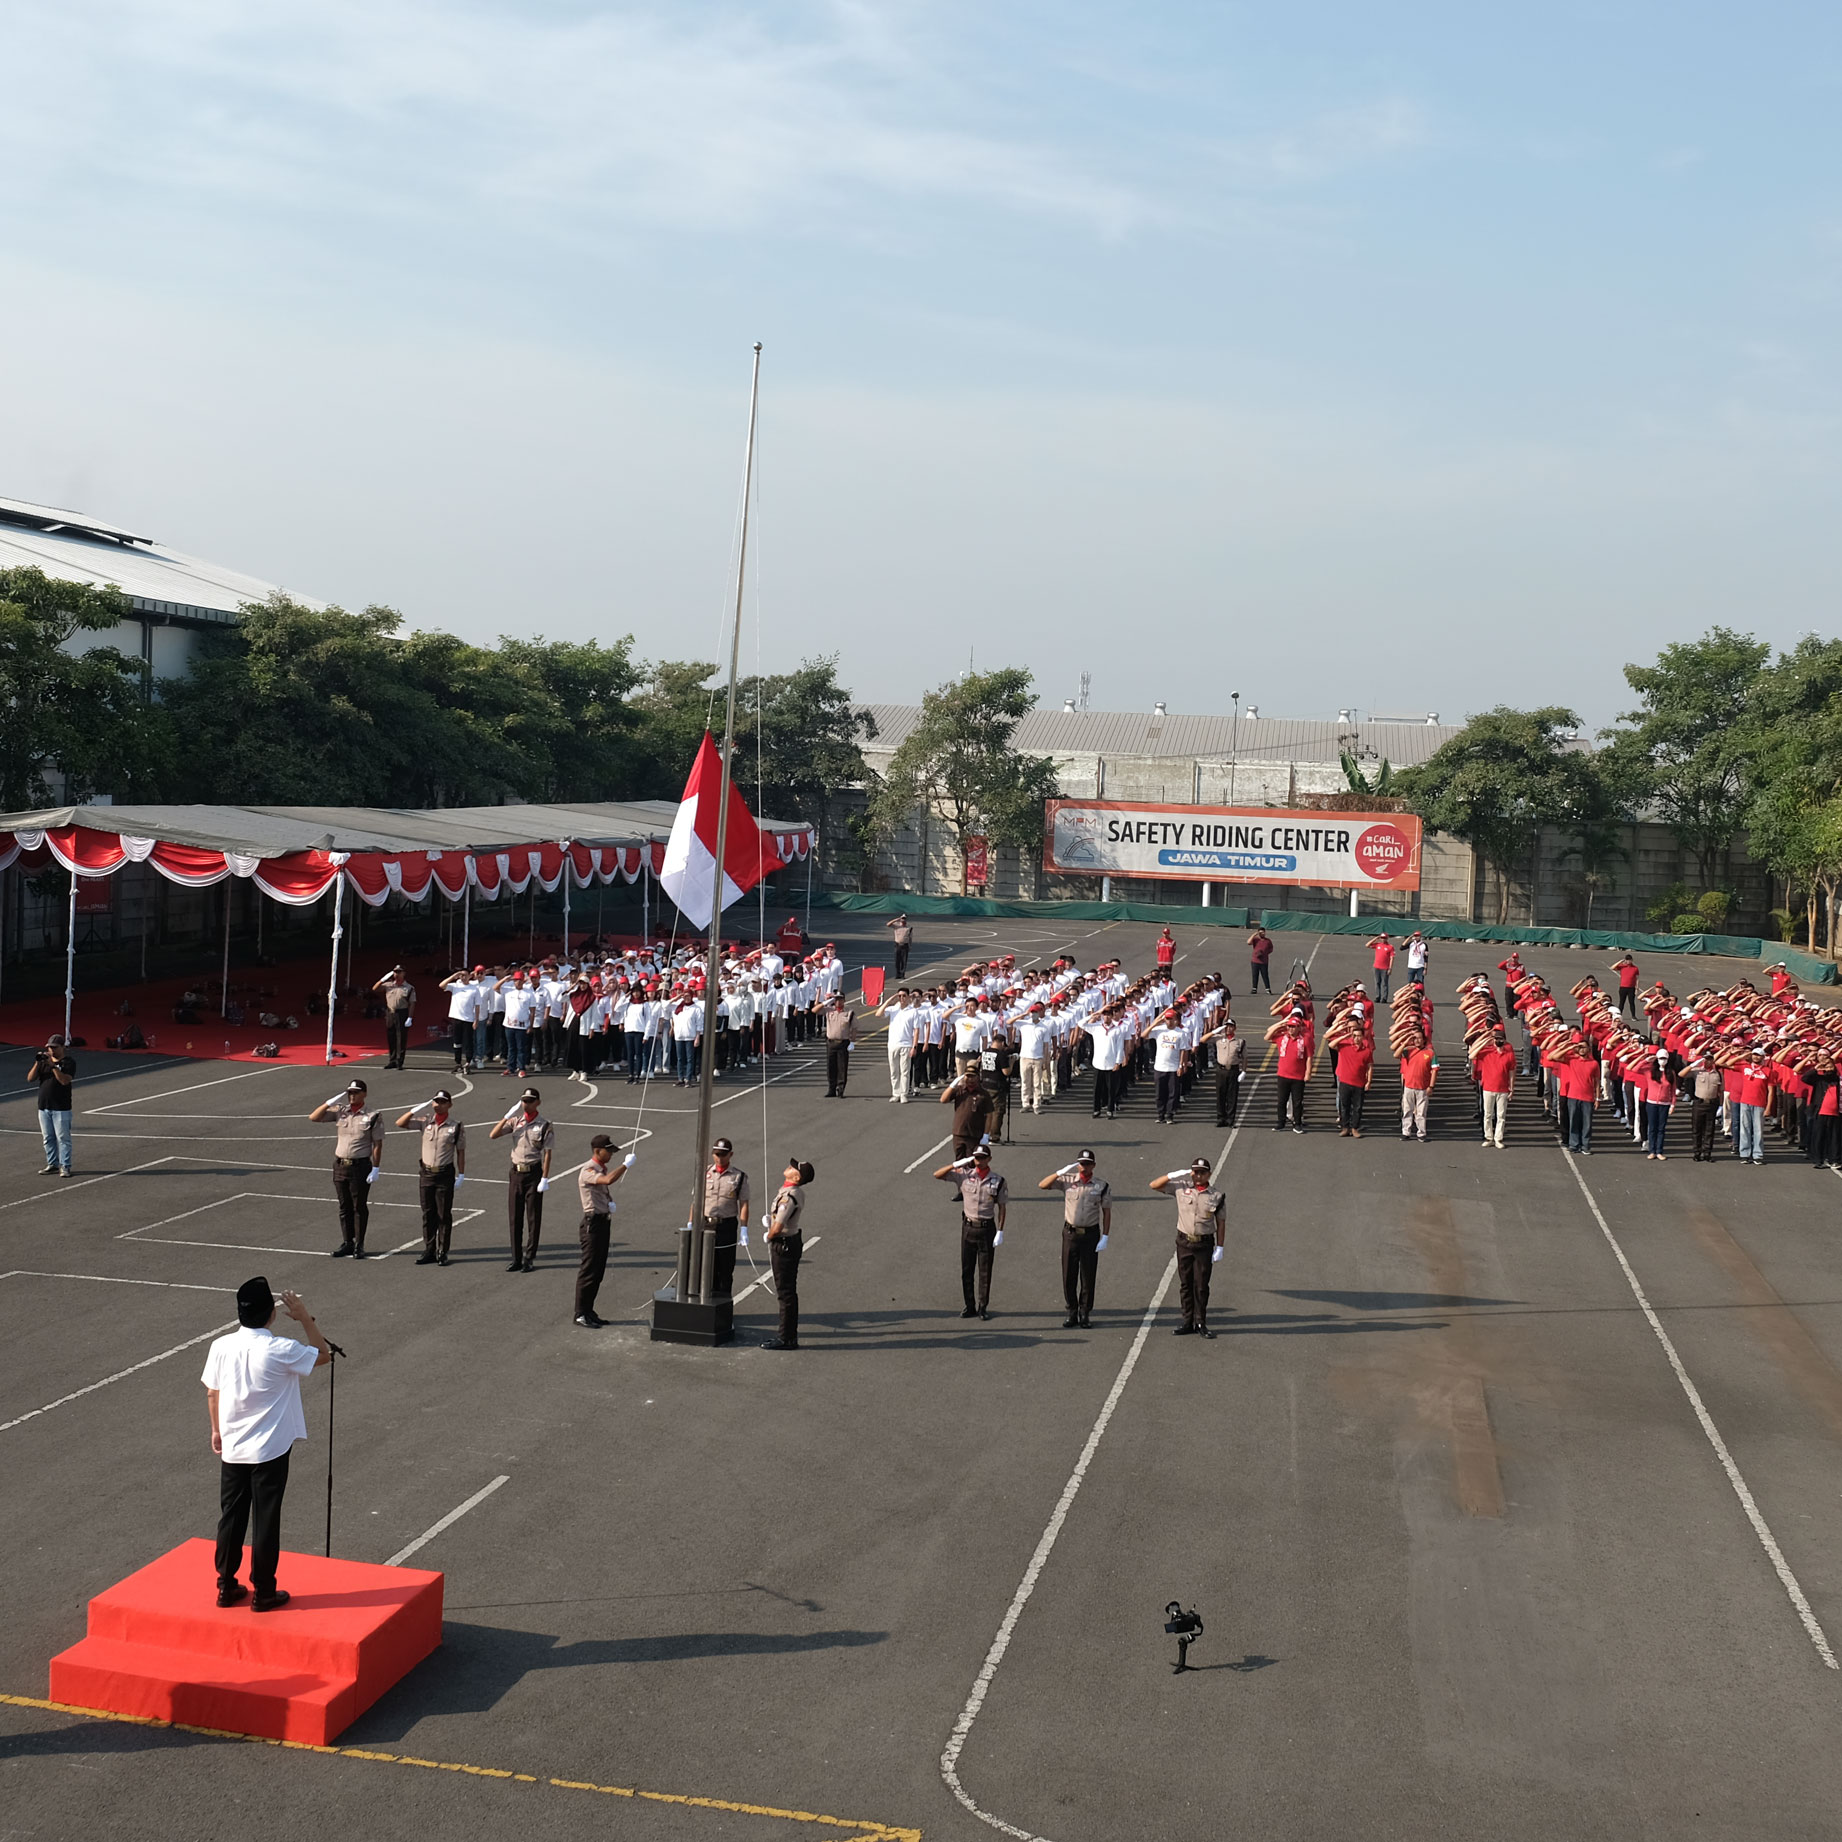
1271 1289 1519 1311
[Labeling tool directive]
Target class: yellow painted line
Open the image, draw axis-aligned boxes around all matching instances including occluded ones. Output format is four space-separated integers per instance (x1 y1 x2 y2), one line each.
0 1692 919 1837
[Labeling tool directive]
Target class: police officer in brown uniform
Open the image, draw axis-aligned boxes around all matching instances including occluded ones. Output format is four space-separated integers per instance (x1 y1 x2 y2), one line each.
703 1137 750 1299
933 1143 1007 1320
1038 1149 1111 1328
372 965 417 1069
763 1157 815 1350
1150 1155 1226 1338
489 1087 554 1272
573 1135 634 1327
308 1080 384 1258
395 1090 465 1265
940 1066 993 1159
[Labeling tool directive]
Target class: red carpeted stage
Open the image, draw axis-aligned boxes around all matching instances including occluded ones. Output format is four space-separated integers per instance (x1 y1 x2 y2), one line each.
49 1539 443 1743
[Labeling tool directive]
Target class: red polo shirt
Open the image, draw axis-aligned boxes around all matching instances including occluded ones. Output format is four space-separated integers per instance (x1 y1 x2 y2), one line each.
1277 1035 1311 1081
1475 1045 1517 1093
1334 1041 1374 1086
1401 1048 1436 1091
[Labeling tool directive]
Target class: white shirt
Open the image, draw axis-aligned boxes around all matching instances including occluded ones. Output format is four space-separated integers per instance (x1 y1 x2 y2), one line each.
503 986 539 1029
954 1013 989 1055
1407 939 1428 968
1153 1027 1187 1073
201 1325 318 1465
1088 1023 1121 1072
672 1001 705 1040
446 981 478 1022
884 1003 919 1050
1018 1021 1051 1060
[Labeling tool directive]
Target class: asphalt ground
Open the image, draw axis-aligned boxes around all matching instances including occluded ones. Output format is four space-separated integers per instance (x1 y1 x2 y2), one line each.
4 914 1842 1842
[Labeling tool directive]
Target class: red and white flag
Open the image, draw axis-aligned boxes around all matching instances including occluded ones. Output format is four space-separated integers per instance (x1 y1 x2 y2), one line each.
658 732 776 922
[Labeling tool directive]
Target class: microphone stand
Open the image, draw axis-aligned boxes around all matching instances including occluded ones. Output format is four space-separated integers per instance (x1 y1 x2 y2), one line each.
323 1336 347 1558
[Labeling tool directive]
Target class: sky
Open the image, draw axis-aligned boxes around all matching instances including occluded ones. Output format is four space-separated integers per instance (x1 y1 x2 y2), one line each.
4 1 1840 732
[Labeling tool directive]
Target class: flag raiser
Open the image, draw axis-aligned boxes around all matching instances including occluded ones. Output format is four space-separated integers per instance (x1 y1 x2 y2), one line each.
659 731 779 920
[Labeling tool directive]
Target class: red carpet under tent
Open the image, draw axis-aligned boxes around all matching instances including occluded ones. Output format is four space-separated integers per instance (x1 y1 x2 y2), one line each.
49 1539 443 1743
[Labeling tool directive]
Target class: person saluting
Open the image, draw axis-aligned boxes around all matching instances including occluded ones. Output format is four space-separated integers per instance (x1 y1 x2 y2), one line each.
1150 1156 1225 1339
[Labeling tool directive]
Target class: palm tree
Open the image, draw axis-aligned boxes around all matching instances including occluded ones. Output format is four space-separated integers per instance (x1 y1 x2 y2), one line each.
1559 817 1628 929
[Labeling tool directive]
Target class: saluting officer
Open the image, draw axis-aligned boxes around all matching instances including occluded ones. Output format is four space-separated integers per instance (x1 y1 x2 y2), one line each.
703 1137 750 1299
308 1080 383 1259
1200 1017 1244 1127
372 965 417 1069
1150 1155 1225 1338
762 1157 815 1350
573 1134 635 1328
1038 1148 1111 1329
395 1089 464 1266
489 1087 554 1272
933 1142 1007 1320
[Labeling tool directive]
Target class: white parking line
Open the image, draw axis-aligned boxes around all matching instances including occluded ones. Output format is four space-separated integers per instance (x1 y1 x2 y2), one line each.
0 1155 178 1212
1563 1149 1838 1670
0 1320 236 1435
904 1136 952 1175
89 1064 290 1114
1 1269 234 1293
732 1236 821 1305
386 1475 510 1567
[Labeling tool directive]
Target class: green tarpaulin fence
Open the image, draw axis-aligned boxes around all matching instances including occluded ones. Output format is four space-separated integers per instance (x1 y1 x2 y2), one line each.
804 890 1834 984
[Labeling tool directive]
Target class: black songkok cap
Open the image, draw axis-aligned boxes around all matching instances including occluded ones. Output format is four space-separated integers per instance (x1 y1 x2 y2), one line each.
237 1275 275 1328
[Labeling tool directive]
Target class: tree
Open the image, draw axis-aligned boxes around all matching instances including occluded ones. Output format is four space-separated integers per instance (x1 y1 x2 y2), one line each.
865 668 1059 893
624 659 720 799
1604 626 1770 886
735 655 878 825
0 565 172 810
483 635 646 800
1340 750 1394 796
1393 707 1589 923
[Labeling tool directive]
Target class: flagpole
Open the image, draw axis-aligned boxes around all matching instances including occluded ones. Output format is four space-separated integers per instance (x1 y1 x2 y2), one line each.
672 341 761 1330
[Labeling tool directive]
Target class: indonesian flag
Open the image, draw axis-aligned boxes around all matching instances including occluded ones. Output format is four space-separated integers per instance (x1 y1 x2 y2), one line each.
658 732 777 921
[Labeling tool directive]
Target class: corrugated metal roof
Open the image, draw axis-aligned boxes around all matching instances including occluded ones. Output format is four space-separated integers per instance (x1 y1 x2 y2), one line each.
859 704 1460 767
0 496 323 626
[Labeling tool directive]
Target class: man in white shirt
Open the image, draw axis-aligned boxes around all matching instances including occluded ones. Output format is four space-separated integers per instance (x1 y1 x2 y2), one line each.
441 967 484 1073
883 989 918 1101
1018 1004 1053 1114
202 1277 331 1612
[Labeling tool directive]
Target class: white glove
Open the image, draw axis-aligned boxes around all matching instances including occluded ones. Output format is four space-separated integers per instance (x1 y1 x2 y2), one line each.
454 1171 465 1185
537 1177 549 1193
365 1167 379 1186
1097 1233 1109 1251
503 1106 522 1122
1057 1162 1079 1176
953 1156 976 1168
739 1224 749 1246
326 1094 345 1110
619 1151 635 1169
1211 1246 1223 1264
1166 1169 1189 1182
993 1229 1004 1247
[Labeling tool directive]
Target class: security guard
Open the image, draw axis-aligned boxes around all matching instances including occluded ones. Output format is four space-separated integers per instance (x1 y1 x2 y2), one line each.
1038 1149 1111 1328
395 1090 465 1265
372 965 417 1068
574 1134 634 1327
308 1080 384 1258
1200 1018 1245 1127
1150 1156 1225 1338
703 1137 750 1299
489 1087 554 1272
932 1142 1007 1320
763 1157 815 1350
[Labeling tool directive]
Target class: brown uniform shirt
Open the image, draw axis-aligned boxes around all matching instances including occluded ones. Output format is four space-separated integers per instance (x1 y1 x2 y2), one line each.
334 1105 384 1163
704 1164 749 1220
507 1111 554 1168
1173 1181 1225 1241
946 1168 1008 1221
768 1184 805 1236
825 1008 857 1044
416 1112 464 1170
950 1083 992 1141
382 980 416 1017
1049 1173 1111 1229
578 1157 615 1216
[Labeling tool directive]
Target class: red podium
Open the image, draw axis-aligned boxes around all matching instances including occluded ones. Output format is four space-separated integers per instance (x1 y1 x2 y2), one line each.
49 1539 443 1743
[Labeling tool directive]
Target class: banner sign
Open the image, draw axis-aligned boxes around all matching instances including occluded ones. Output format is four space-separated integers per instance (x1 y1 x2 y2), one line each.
964 836 989 888
1044 800 1421 891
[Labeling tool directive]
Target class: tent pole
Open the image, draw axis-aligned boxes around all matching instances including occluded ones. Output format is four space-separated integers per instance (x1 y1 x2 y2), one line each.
805 838 814 935
221 884 233 1018
325 872 345 1065
64 873 78 1042
641 858 649 946
462 881 471 969
562 851 572 958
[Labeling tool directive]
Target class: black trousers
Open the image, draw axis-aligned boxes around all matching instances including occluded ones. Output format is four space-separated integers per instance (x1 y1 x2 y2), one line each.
1618 987 1637 1016
1251 962 1271 991
770 1231 802 1344
1175 1236 1214 1328
1156 1071 1182 1120
385 1016 409 1066
961 1219 996 1312
711 1222 739 1299
419 1166 455 1257
217 1451 290 1593
827 1043 851 1094
1336 1081 1367 1130
986 1086 1010 1141
894 941 910 977
450 1019 473 1067
1092 1069 1120 1114
332 1163 369 1250
1061 1224 1099 1319
1690 1097 1719 1158
1214 1066 1241 1125
1813 1114 1840 1166
576 1213 610 1317
1275 1076 1306 1128
508 1165 544 1261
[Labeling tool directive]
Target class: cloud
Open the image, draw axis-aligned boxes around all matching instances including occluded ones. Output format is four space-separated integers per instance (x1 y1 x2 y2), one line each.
3 0 1156 239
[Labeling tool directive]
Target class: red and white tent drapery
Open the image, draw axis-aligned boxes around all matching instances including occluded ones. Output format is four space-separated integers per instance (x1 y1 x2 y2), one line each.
0 829 717 907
